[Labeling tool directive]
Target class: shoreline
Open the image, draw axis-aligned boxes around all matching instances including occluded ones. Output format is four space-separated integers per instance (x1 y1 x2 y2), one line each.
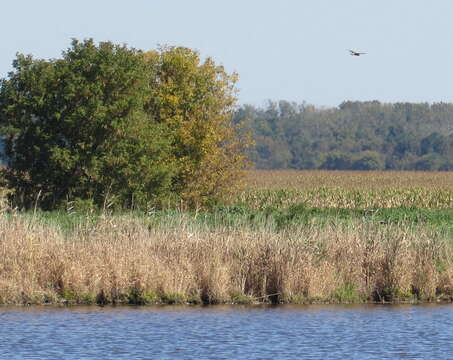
1 297 453 307
1 211 452 307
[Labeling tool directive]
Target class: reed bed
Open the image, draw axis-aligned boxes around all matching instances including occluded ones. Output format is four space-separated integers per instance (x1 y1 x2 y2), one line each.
1 170 452 305
0 214 451 305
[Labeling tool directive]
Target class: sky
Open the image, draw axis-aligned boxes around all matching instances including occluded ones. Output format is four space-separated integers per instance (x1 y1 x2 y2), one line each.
2 0 453 108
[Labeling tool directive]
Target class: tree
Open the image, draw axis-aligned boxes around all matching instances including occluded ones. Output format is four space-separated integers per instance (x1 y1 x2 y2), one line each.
0 40 249 209
420 132 447 155
143 46 250 207
235 101 452 171
414 154 445 171
320 152 353 170
352 151 384 170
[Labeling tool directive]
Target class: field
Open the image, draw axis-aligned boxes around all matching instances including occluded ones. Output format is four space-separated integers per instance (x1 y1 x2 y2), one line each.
244 170 453 190
240 170 453 209
0 170 452 305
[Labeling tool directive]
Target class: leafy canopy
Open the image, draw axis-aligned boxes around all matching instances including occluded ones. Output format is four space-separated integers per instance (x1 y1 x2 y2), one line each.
144 46 250 207
0 39 249 209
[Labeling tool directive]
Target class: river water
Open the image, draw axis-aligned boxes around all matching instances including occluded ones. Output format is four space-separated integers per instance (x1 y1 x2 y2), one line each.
0 304 452 359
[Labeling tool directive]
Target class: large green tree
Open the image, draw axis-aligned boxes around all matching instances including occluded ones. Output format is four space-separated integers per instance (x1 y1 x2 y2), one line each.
0 39 175 209
0 40 248 209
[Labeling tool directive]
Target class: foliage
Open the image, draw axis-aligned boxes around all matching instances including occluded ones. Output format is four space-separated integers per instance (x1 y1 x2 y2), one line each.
0 40 250 209
237 100 453 170
351 151 384 170
320 151 353 170
0 39 173 209
144 46 251 207
414 153 446 171
420 132 447 156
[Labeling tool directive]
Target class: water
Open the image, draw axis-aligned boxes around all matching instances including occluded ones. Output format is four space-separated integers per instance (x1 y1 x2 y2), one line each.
0 304 452 359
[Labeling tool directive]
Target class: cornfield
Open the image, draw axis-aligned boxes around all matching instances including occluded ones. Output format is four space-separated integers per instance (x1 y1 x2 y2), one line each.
237 170 453 209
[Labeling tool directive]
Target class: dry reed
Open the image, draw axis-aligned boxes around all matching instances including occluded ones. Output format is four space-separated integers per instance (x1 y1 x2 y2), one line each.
0 214 451 305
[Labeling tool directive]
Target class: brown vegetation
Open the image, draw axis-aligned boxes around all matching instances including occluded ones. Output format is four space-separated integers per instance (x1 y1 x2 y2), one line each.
0 214 451 305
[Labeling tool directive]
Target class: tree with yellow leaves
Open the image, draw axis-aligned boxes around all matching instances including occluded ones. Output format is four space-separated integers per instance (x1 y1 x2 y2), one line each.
144 46 251 208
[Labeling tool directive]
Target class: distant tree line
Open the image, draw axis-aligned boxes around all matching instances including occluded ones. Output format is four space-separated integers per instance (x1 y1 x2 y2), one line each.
234 100 453 171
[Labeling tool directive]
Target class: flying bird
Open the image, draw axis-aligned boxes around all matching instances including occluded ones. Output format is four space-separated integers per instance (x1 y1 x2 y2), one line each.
349 50 367 56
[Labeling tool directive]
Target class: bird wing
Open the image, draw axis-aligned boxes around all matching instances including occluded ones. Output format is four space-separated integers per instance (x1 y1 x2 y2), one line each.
349 50 367 55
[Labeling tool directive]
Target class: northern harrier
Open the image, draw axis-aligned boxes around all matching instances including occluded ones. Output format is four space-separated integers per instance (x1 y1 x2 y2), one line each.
349 50 367 56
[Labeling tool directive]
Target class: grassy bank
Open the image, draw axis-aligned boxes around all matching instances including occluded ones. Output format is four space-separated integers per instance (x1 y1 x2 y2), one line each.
0 211 452 306
0 170 452 305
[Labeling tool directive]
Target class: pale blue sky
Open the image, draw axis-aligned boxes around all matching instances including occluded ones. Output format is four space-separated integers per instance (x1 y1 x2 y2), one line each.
2 0 453 107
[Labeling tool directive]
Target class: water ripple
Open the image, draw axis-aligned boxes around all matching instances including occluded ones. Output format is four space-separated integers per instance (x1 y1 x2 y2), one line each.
0 304 452 359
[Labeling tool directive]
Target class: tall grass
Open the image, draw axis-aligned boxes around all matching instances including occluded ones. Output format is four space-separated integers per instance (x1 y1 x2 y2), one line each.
0 170 452 305
0 213 451 305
